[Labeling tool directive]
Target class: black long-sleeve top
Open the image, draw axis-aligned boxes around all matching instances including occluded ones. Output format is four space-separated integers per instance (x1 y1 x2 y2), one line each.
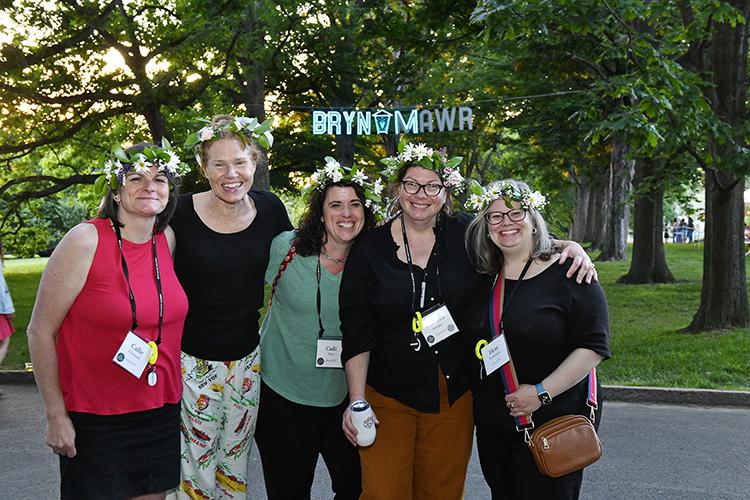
340 212 493 413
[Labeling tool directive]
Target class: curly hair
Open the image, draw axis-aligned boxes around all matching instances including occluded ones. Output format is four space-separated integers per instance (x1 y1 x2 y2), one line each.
295 181 377 257
97 142 177 234
465 179 553 275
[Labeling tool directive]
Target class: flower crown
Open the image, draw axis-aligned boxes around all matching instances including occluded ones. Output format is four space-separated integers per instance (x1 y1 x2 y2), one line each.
465 180 547 213
308 157 386 219
380 142 465 192
184 116 274 153
94 138 189 197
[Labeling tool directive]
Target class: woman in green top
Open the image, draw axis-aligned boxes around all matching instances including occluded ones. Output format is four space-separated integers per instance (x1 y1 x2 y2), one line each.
254 157 379 499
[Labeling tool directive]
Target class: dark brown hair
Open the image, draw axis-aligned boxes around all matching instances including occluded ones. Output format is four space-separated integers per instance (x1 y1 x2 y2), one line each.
97 142 177 233
295 181 377 257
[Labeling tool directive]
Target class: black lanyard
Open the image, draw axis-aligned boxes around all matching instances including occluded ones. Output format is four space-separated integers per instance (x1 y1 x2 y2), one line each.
497 259 533 336
315 258 326 339
400 215 443 313
113 222 163 346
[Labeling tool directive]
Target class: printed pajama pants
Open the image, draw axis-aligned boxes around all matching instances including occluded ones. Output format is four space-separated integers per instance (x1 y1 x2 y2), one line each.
177 347 261 499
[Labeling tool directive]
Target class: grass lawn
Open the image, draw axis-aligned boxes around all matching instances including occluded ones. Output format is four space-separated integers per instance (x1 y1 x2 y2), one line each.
1 245 748 390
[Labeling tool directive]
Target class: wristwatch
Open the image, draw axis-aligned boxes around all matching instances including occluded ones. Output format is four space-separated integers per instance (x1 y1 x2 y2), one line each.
535 383 552 406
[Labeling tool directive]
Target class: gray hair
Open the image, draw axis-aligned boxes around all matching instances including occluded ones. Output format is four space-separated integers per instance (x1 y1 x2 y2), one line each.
465 179 553 275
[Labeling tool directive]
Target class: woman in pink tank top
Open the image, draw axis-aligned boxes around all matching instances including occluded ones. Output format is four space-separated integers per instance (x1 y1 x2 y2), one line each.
27 141 190 500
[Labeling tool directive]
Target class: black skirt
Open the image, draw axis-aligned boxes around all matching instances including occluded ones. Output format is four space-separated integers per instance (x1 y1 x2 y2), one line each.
60 403 180 500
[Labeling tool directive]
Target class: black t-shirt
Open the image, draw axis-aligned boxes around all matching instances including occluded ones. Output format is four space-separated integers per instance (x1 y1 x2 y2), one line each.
171 191 292 361
340 212 494 413
471 260 611 424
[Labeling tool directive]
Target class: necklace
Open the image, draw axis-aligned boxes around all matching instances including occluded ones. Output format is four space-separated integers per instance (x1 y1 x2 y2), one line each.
321 247 346 264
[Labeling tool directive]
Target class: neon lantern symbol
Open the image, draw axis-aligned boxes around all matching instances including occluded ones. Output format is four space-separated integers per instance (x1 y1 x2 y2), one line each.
372 109 393 134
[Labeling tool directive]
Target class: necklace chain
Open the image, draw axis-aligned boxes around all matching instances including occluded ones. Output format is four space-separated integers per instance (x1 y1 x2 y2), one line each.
321 247 346 264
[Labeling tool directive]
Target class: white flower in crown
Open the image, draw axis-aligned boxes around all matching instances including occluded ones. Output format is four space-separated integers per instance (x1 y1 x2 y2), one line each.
526 190 547 210
466 193 483 212
164 150 181 172
373 178 384 196
103 159 115 181
412 143 433 160
330 168 344 182
324 157 341 176
401 143 417 160
234 116 255 130
352 170 367 186
198 126 214 142
132 155 150 174
310 171 320 185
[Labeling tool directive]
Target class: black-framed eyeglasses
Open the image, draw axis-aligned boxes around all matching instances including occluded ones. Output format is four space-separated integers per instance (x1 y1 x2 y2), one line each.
401 180 444 197
484 209 527 225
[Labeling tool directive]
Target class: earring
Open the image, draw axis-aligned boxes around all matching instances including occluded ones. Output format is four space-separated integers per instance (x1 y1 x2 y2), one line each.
113 195 120 203
532 227 537 234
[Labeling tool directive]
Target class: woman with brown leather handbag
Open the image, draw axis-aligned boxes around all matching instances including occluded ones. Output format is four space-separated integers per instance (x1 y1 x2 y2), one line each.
464 179 611 500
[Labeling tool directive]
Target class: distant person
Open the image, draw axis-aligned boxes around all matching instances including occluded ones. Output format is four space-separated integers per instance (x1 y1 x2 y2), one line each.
27 142 190 499
671 218 681 243
0 237 15 368
687 217 694 243
663 222 671 243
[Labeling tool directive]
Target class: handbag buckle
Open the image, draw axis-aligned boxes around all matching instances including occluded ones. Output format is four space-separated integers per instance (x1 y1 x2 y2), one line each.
587 401 598 424
542 437 550 450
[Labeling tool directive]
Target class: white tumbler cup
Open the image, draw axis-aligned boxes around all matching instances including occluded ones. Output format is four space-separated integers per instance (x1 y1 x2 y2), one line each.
350 400 376 447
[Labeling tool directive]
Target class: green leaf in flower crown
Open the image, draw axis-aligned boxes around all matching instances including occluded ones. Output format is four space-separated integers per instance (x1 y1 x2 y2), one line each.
254 118 273 135
143 145 158 160
397 138 407 154
256 134 269 149
467 179 483 196
113 145 129 162
161 137 172 150
419 156 433 169
445 156 463 169
94 175 107 198
110 176 119 192
184 132 200 151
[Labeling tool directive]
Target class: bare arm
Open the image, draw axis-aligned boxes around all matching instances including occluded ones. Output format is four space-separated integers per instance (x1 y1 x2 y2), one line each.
164 225 176 256
553 239 597 284
506 348 603 418
342 351 374 446
27 223 98 457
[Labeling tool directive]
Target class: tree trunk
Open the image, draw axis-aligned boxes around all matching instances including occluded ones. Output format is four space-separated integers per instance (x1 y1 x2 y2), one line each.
618 158 675 283
569 171 590 243
598 141 633 261
685 0 750 331
238 2 270 190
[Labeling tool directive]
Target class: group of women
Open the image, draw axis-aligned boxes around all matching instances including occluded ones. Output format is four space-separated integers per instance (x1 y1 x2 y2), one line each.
27 113 610 500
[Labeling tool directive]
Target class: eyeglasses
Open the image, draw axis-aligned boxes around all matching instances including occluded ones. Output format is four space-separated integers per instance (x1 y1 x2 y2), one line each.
484 209 527 225
401 180 444 197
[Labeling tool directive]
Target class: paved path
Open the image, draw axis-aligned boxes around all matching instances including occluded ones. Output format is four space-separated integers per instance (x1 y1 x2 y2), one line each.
1 383 748 499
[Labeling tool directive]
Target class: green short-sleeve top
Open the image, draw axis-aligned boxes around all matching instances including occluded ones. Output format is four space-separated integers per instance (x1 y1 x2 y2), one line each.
259 230 348 407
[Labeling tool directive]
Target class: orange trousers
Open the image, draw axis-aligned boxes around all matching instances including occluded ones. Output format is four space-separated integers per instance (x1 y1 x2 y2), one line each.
360 375 474 500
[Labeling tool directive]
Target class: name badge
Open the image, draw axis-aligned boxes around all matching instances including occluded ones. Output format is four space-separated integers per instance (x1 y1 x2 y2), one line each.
113 331 153 378
481 334 511 375
421 304 459 347
316 338 343 369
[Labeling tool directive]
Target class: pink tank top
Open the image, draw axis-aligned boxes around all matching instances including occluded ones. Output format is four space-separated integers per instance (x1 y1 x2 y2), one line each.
57 218 188 415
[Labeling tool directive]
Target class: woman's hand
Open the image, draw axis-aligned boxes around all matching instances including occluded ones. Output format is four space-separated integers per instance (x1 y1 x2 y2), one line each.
556 240 597 284
505 384 541 418
342 404 379 447
342 405 358 446
47 413 77 458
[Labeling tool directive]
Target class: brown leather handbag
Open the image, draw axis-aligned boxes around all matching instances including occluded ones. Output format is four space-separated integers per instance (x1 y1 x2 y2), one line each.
526 414 602 478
